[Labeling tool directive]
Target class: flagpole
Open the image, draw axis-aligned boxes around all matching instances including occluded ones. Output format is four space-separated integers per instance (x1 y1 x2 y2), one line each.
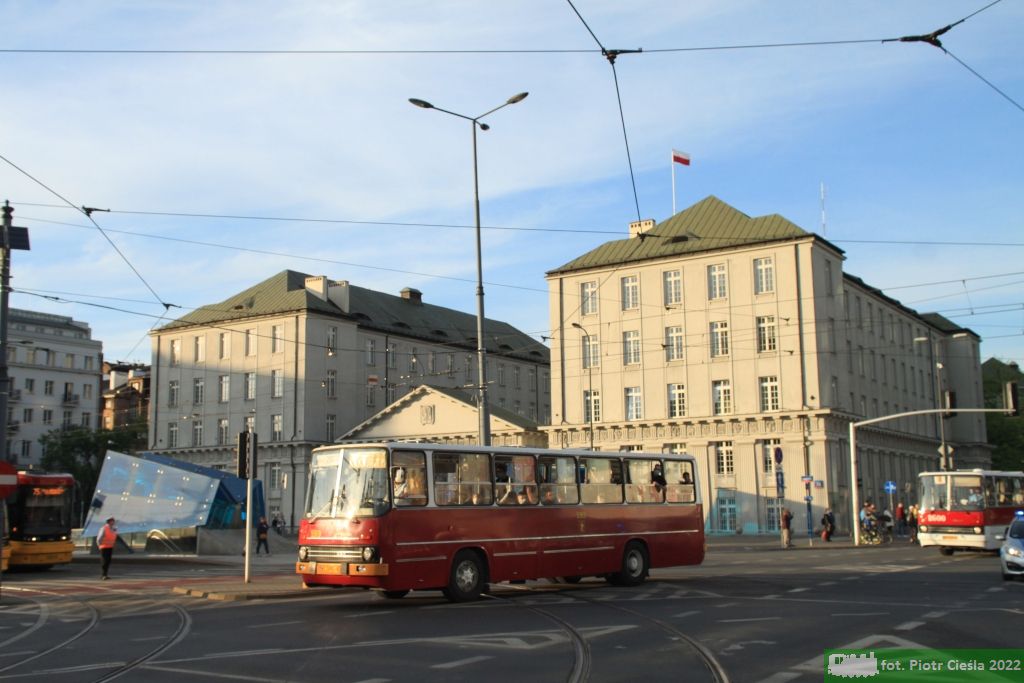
671 150 677 215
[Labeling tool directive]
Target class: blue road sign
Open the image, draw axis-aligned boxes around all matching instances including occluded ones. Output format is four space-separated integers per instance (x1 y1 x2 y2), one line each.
776 471 785 490
774 447 783 464
884 481 897 494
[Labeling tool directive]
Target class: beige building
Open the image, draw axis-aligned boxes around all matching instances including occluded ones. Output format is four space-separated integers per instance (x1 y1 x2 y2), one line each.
545 196 987 535
148 270 550 526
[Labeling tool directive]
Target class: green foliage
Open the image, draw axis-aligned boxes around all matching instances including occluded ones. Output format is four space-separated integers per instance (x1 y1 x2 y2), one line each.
38 420 148 507
982 358 1023 471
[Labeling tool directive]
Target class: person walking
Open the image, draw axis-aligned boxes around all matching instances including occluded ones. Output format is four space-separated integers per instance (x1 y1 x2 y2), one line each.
908 504 919 544
895 502 906 537
781 508 794 548
97 517 118 580
821 508 836 541
256 516 271 555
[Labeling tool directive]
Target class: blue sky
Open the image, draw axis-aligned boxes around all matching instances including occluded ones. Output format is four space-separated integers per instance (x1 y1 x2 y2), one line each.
1 1 1021 368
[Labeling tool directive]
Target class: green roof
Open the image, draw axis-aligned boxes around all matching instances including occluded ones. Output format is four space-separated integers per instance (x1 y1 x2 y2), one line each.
547 195 837 275
157 270 549 363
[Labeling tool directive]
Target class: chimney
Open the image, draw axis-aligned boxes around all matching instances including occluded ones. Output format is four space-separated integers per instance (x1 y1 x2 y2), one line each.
401 287 423 305
629 218 655 239
304 276 328 301
327 280 350 313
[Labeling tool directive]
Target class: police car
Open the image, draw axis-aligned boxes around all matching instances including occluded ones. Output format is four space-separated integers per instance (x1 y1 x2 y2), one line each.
1000 511 1024 581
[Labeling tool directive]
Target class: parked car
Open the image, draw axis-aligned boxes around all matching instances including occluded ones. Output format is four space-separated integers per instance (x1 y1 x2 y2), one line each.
999 513 1024 581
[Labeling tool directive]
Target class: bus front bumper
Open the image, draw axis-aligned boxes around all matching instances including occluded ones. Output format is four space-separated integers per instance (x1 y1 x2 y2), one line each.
296 561 389 577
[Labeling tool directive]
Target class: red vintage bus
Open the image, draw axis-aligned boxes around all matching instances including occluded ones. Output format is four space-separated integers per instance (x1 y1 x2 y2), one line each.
295 443 705 601
917 469 1024 554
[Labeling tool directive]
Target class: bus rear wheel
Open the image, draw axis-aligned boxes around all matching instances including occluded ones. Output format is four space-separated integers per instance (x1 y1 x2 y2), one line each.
443 550 486 602
608 541 649 587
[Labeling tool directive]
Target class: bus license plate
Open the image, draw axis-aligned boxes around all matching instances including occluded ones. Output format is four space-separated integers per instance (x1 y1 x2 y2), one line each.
942 535 958 540
316 563 347 576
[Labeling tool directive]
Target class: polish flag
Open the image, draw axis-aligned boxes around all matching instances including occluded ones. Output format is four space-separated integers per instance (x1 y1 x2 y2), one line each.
672 149 691 166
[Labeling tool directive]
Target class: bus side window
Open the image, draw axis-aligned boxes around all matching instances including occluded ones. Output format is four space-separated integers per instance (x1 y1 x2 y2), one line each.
392 450 427 507
664 460 695 504
580 457 624 504
625 459 664 503
538 455 578 505
495 454 537 506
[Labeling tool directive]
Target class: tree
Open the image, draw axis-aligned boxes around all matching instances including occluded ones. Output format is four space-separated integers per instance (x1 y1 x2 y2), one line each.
39 420 148 515
982 358 1024 471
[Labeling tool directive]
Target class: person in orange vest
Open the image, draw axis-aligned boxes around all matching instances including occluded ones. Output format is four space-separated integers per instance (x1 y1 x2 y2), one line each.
97 517 118 580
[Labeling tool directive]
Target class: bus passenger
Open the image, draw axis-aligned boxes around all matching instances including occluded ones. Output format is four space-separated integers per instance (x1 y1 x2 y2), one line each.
393 468 408 499
541 488 556 505
651 464 667 492
681 472 693 484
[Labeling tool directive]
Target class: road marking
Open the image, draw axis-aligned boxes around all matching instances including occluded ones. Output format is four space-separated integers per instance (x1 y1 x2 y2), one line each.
832 612 889 617
432 655 492 669
131 636 169 642
718 617 781 623
987 587 1004 593
787 587 810 593
347 611 395 618
247 620 305 629
922 611 947 618
145 664 305 682
761 594 780 599
673 610 700 618
894 621 924 631
818 581 837 586
755 673 801 683
716 602 738 608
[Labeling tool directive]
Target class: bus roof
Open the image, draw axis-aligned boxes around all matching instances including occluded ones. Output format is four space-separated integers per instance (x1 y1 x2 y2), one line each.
318 442 697 462
17 471 75 486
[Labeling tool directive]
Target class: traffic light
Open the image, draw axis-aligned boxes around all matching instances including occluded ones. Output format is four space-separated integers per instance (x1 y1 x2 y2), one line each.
943 390 957 418
237 432 250 478
1006 382 1021 417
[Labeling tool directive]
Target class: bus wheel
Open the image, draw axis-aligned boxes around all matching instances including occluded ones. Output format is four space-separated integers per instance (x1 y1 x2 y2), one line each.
562 576 583 584
940 547 955 556
444 550 486 602
609 542 649 587
381 590 409 600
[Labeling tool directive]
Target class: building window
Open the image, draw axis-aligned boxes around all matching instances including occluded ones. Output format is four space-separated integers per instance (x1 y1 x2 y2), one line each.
168 380 179 407
244 415 255 433
219 332 230 359
42 409 53 425
244 329 257 356
710 321 730 357
217 419 229 445
245 372 256 400
272 414 283 441
271 370 283 398
582 335 600 369
581 281 599 315
325 370 337 398
756 316 777 353
24 378 34 393
366 339 376 365
192 420 203 447
446 353 455 377
759 376 780 412
584 389 601 423
272 325 284 353
717 492 737 531
663 269 682 306
668 384 686 418
83 384 93 400
194 335 205 363
712 380 732 415
620 275 639 310
427 352 436 375
409 348 419 374
22 408 32 423
464 356 472 383
625 387 643 421
170 339 181 366
754 257 774 294
269 463 282 490
326 414 336 442
529 368 537 391
665 326 684 362
714 441 735 474
514 366 521 389
365 385 376 407
825 260 834 296
498 364 506 387
20 441 31 461
623 330 641 365
218 375 230 402
81 412 92 428
761 438 781 474
193 378 205 405
707 263 727 300
167 422 178 448
386 343 397 369
44 380 54 395
386 383 396 404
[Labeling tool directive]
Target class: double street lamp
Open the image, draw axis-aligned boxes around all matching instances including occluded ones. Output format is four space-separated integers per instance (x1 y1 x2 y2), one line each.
409 92 528 447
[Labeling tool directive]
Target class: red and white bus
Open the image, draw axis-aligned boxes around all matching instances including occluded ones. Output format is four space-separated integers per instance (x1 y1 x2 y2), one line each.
917 469 1024 554
295 443 705 601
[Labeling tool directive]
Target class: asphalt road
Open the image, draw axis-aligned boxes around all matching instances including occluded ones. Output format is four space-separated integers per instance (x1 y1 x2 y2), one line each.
0 538 1020 683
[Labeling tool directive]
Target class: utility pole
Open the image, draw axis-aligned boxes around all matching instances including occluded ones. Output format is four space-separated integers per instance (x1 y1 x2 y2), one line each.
0 202 31 463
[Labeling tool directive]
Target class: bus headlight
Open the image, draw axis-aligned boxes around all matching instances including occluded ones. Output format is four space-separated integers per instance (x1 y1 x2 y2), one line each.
974 527 983 534
361 546 378 562
919 525 928 532
298 546 309 561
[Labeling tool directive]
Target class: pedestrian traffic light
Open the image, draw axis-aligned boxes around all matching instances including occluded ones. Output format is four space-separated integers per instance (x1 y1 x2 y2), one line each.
237 431 250 478
943 390 957 418
1006 382 1020 417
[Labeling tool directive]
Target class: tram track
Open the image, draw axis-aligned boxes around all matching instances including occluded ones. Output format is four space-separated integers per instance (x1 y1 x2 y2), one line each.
487 581 730 683
0 587 101 674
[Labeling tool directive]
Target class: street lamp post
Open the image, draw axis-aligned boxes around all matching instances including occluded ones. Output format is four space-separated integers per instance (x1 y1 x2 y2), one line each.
571 322 594 450
409 92 528 446
914 335 948 470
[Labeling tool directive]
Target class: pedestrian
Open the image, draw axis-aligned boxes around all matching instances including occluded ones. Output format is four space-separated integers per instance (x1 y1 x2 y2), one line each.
781 508 794 548
97 516 118 580
271 515 281 535
908 504 919 544
256 516 271 555
895 502 906 537
820 508 836 541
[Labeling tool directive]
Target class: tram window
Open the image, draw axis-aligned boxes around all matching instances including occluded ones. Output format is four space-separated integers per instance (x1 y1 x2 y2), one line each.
392 451 427 507
625 459 664 503
579 457 624 504
433 452 493 506
664 460 696 503
537 455 578 505
494 454 538 505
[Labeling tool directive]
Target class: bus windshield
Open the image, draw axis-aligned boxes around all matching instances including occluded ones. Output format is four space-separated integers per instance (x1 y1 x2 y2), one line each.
306 448 390 519
919 474 986 512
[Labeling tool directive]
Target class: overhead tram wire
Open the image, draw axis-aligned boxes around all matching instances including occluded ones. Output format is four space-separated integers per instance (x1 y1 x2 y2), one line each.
0 152 176 313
